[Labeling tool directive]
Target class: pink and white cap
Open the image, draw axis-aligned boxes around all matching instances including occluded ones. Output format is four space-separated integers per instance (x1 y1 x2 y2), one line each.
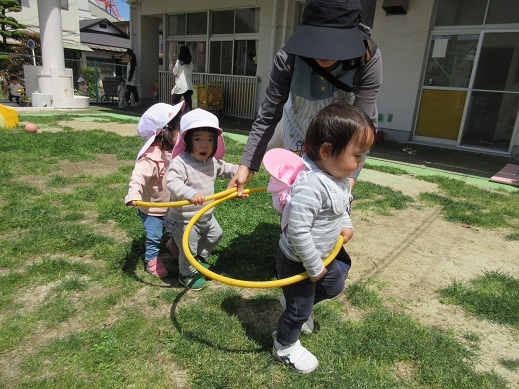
172 108 226 159
136 102 185 160
263 148 305 229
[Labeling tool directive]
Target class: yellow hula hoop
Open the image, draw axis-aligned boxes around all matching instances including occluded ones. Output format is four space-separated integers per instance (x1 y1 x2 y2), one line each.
180 187 344 289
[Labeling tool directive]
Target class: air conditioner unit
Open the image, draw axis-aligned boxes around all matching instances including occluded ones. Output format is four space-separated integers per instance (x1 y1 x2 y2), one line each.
382 0 409 15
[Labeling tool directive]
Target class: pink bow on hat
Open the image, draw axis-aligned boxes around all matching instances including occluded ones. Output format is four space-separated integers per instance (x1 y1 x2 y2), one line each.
263 148 305 230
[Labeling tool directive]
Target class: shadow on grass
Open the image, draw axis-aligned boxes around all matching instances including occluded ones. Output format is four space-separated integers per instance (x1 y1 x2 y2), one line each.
211 221 279 282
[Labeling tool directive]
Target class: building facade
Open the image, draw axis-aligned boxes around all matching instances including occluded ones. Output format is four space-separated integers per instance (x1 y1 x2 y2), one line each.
119 0 519 157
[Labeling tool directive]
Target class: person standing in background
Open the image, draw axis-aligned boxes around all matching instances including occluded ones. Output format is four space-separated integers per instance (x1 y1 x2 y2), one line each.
171 45 194 112
125 48 140 107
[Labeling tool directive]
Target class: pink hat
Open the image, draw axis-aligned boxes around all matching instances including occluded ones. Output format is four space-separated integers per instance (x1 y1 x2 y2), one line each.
136 102 185 160
172 108 226 159
263 148 305 229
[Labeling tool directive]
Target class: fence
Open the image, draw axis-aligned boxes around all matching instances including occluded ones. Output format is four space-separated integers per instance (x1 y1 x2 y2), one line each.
159 71 259 120
1 52 127 103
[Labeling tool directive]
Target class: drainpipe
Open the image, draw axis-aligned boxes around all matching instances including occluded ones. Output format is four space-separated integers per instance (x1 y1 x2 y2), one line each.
269 0 278 72
281 0 289 45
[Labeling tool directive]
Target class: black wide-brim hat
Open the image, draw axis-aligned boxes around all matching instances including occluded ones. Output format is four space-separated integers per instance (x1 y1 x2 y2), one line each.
283 0 366 61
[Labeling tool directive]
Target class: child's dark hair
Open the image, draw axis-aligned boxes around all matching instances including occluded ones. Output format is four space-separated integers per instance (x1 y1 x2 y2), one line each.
9 76 18 82
184 127 218 157
157 114 182 150
304 102 376 161
178 45 192 64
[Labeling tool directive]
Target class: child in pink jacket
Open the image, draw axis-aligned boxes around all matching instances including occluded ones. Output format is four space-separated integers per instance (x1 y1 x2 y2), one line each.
125 102 185 277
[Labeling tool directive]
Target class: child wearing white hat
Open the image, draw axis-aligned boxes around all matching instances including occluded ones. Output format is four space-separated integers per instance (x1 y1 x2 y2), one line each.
125 102 185 278
166 108 238 290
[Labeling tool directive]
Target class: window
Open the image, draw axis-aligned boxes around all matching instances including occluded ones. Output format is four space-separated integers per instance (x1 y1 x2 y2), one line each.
168 41 206 73
169 13 207 36
168 9 259 75
434 0 487 26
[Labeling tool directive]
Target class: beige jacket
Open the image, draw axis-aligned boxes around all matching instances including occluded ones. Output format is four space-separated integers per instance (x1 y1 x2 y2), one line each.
125 146 172 217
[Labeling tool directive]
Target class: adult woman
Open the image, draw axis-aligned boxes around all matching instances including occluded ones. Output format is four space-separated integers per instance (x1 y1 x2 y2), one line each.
171 46 194 112
125 48 140 107
228 0 383 276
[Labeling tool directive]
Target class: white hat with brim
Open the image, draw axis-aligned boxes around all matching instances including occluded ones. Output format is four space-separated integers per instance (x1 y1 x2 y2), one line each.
173 108 225 159
77 77 86 83
136 102 185 160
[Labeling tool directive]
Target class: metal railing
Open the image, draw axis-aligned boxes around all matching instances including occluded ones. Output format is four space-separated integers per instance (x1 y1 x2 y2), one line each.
159 71 259 119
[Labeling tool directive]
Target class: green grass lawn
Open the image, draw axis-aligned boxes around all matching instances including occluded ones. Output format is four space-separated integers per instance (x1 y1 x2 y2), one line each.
0 114 517 388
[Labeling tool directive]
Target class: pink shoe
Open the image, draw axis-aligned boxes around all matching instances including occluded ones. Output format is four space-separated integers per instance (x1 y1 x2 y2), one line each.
166 238 180 259
146 257 168 277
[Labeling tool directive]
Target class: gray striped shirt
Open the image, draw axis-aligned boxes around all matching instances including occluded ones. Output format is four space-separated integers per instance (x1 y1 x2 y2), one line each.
279 168 352 277
166 152 238 223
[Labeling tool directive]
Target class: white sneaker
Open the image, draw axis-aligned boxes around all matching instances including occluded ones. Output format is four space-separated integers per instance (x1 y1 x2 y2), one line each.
271 332 318 373
280 295 314 334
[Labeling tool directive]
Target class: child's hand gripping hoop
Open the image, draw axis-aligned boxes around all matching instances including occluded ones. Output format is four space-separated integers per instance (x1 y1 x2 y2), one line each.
135 174 344 288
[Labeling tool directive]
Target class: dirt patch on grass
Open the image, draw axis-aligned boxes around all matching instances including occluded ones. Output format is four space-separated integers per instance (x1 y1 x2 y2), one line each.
348 204 519 386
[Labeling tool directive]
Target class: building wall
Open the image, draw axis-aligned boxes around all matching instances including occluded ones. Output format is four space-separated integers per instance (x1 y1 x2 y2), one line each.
133 0 291 110
373 0 435 143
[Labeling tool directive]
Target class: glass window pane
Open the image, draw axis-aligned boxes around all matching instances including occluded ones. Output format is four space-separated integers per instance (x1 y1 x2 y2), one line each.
235 8 259 34
434 0 487 26
424 35 479 88
210 41 222 73
186 41 206 73
221 41 233 75
233 40 257 76
473 32 519 92
486 0 519 24
187 12 207 35
169 15 186 36
461 91 518 151
212 10 234 34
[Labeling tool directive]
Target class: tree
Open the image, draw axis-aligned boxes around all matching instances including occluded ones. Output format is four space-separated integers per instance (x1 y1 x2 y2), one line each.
0 0 26 49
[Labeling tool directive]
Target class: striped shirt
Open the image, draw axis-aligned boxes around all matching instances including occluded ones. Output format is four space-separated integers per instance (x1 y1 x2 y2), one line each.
279 165 352 277
166 152 238 223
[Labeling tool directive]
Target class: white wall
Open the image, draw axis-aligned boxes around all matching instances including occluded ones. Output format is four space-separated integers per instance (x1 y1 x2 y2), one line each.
373 0 434 142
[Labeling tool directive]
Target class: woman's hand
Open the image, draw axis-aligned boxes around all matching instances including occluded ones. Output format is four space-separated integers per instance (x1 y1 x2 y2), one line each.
227 165 251 197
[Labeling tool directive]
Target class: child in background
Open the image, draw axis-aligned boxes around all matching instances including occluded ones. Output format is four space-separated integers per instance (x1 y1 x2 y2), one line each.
125 102 185 278
77 77 89 97
7 76 22 105
118 78 127 108
264 102 376 373
166 109 238 290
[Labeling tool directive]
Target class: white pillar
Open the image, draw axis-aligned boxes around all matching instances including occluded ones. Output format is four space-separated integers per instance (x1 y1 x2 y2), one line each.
30 0 88 108
37 0 65 75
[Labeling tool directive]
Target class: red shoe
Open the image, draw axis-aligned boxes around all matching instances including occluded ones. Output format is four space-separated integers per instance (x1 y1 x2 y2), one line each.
145 257 168 277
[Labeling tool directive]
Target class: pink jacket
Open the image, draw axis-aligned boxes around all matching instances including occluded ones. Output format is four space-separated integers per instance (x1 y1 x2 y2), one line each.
125 146 172 217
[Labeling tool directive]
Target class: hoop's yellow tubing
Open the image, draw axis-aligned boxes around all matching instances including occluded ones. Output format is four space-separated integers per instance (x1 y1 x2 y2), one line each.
136 172 257 208
182 187 344 288
135 187 241 208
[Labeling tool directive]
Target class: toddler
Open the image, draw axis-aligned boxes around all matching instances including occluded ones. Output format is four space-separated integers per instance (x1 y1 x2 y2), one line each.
264 102 376 373
166 109 238 290
118 79 127 108
7 76 22 105
125 102 185 277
